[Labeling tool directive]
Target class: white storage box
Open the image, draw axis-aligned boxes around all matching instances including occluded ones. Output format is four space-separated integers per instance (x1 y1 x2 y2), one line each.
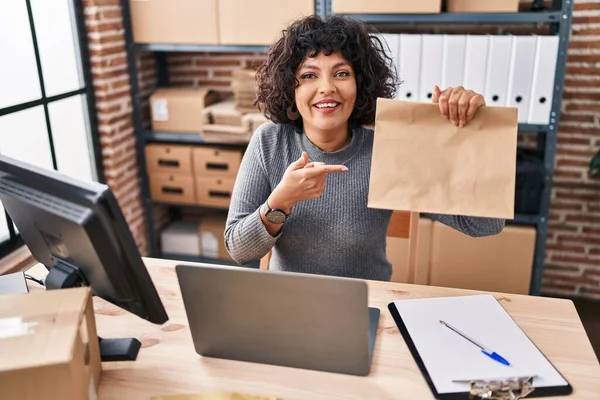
160 219 201 256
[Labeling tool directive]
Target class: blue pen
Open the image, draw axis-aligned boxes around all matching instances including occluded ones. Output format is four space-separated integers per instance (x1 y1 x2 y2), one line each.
439 320 510 366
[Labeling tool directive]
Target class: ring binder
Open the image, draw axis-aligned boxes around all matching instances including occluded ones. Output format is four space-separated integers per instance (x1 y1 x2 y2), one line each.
466 376 535 399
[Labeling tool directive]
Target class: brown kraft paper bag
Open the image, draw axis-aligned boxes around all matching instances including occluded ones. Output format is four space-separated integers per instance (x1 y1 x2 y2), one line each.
367 98 518 219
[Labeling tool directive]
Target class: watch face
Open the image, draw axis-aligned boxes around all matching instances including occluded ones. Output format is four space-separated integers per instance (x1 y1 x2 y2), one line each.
266 210 286 224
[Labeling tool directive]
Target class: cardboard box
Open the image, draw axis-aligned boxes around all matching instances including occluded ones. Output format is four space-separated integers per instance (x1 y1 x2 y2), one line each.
129 0 219 44
218 0 315 45
387 218 433 283
199 214 232 260
332 0 441 13
0 287 101 400
145 144 193 175
150 88 220 133
195 176 235 208
429 222 535 294
149 173 196 205
160 219 202 256
193 147 242 178
447 0 519 12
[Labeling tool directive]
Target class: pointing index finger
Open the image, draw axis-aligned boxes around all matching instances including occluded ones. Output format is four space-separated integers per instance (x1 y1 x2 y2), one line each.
304 164 348 176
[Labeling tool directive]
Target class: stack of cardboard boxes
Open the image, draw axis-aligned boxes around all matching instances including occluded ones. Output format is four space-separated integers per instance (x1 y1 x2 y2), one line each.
145 143 242 208
387 218 536 295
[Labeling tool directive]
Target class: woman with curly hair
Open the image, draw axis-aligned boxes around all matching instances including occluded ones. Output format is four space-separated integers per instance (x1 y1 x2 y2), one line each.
224 15 505 281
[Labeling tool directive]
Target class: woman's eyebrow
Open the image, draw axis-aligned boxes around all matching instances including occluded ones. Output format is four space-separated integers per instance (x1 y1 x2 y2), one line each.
300 61 350 71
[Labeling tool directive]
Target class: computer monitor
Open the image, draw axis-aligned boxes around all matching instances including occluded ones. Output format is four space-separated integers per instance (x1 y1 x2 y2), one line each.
0 155 169 361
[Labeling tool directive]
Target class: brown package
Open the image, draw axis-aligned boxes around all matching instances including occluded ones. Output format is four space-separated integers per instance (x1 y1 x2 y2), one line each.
0 287 101 400
332 0 441 13
429 222 535 294
129 0 219 44
150 88 220 133
447 0 519 13
368 98 518 219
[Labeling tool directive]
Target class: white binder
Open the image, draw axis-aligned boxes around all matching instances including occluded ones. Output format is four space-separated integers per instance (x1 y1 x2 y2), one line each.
484 35 513 107
527 35 559 125
463 35 489 95
397 34 422 102
507 35 537 123
379 33 401 98
419 34 443 102
442 34 466 89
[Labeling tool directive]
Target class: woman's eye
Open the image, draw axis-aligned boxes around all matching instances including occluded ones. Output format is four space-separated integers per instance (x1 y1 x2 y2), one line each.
336 71 350 77
301 73 316 79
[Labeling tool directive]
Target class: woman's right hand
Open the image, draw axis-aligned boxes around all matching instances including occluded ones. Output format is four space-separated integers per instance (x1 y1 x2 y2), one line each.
268 152 348 212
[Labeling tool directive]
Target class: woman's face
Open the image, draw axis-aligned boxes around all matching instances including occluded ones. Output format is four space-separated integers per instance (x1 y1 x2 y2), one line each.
294 51 357 134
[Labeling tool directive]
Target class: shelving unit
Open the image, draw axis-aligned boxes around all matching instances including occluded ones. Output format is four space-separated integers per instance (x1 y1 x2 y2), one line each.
121 0 573 295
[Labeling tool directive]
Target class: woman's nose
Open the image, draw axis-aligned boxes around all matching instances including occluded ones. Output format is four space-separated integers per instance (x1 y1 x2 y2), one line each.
318 77 336 95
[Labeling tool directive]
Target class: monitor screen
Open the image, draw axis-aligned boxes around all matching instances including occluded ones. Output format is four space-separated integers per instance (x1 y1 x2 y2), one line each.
0 155 169 360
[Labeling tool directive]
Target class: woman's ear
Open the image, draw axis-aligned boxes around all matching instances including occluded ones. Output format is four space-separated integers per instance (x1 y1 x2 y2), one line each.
286 103 300 121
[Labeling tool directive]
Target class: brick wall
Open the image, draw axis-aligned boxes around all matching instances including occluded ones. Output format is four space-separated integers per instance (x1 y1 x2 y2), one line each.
84 0 160 256
542 0 600 298
81 0 600 297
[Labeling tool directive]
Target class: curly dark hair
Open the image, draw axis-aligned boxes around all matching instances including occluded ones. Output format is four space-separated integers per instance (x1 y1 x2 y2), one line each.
254 15 399 131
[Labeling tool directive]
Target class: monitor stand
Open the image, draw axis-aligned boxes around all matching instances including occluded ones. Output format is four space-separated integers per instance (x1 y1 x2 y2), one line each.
44 259 142 362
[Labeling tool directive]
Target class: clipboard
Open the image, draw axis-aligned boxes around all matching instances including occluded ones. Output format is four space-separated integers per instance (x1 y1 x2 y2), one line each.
387 295 573 399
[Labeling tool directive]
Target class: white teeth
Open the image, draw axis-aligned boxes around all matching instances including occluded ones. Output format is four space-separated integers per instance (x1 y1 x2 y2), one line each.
315 103 339 108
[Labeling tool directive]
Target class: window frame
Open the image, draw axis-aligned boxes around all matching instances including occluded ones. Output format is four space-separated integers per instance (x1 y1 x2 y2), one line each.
0 0 104 258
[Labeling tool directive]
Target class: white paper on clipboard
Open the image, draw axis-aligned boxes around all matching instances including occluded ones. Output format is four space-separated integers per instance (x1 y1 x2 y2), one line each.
391 294 568 394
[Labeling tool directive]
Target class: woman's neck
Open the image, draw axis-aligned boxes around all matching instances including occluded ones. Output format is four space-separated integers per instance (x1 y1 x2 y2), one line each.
304 123 351 153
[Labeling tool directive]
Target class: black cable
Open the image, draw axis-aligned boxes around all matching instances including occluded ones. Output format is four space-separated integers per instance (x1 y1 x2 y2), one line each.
24 274 45 287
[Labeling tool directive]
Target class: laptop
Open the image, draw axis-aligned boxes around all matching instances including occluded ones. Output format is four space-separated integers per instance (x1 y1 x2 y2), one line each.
175 263 380 376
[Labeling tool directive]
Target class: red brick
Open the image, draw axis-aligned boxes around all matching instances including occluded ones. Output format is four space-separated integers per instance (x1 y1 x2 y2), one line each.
546 244 586 253
572 15 600 25
558 234 600 245
556 158 590 168
550 201 584 211
544 273 598 286
559 112 596 123
573 2 600 11
557 136 592 146
194 59 244 67
551 254 600 267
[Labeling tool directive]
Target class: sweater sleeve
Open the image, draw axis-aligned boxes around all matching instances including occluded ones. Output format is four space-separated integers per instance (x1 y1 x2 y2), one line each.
224 130 282 265
423 212 505 237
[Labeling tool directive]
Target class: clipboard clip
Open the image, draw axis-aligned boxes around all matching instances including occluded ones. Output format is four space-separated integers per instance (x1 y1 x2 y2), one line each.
466 376 535 400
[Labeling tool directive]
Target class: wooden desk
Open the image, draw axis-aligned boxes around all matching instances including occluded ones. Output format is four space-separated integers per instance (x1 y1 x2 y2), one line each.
26 257 600 400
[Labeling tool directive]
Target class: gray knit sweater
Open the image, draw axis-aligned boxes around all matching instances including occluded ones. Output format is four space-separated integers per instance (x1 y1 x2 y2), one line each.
224 122 505 281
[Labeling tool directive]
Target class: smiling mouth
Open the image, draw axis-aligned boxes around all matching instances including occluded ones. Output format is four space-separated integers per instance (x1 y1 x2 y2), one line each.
314 102 340 109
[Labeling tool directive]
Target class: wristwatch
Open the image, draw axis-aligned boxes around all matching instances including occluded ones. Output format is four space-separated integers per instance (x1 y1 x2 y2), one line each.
262 201 289 224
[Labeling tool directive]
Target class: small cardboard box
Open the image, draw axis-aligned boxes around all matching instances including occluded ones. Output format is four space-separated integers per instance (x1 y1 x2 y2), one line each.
129 0 219 44
160 219 202 256
145 144 193 175
193 147 242 178
429 222 535 294
447 0 519 12
195 176 235 209
332 0 441 13
218 0 315 45
150 88 220 133
149 173 196 205
199 215 232 260
0 287 101 400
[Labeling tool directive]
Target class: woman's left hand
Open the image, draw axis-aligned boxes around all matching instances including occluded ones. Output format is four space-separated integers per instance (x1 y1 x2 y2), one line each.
432 85 486 128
